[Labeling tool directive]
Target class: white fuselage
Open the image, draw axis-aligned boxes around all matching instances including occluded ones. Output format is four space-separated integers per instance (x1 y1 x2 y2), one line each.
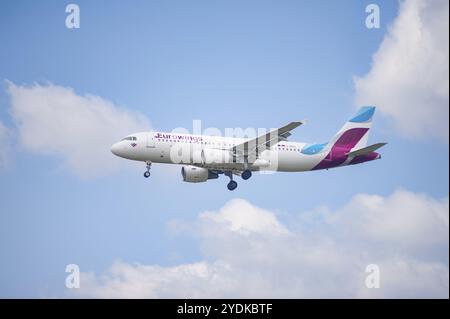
110 131 326 172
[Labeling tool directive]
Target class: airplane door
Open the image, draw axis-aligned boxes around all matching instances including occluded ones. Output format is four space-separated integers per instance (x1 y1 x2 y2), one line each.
147 133 155 148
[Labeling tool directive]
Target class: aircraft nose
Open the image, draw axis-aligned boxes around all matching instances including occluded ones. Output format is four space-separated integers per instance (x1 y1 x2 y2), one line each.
110 142 121 156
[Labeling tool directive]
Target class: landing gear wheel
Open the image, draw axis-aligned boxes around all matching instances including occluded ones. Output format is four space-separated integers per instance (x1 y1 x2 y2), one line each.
241 170 252 180
227 180 238 191
143 161 152 178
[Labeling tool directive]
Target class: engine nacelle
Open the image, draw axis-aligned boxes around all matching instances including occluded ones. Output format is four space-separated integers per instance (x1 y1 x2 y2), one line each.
181 166 219 183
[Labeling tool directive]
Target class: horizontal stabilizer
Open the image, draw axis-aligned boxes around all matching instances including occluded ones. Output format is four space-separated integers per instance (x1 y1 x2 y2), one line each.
346 142 387 157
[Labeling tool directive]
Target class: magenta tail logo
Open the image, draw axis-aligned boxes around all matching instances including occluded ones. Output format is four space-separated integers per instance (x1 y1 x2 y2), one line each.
313 128 369 170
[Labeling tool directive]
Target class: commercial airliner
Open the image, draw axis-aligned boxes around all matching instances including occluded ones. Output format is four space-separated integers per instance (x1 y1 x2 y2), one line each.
111 106 386 190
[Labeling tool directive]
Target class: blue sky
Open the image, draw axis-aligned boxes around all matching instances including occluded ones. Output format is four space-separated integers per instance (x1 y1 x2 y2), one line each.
0 0 448 298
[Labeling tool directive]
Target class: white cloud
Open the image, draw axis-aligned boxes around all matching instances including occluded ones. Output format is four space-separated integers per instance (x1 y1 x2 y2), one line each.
76 190 449 298
6 81 150 178
0 120 11 169
356 258 449 298
79 261 236 299
354 0 449 141
334 190 448 246
199 198 290 236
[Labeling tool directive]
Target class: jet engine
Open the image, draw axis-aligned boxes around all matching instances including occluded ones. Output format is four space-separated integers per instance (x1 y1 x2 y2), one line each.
181 166 219 183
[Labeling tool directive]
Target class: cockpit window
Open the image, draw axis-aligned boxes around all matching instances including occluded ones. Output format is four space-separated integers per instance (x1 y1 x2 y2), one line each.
121 136 137 141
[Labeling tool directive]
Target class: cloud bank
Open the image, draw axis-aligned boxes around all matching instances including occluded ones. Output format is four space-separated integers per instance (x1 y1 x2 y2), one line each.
6 81 150 177
354 0 449 141
76 190 449 298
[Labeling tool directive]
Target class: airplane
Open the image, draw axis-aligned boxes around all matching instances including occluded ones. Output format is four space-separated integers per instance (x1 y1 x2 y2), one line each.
111 106 386 191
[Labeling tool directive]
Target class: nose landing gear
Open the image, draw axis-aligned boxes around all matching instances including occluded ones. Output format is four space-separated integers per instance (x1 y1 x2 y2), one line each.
144 161 152 178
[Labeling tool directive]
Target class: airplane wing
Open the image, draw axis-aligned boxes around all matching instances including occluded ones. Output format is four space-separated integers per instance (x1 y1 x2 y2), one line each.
346 142 387 157
231 121 304 159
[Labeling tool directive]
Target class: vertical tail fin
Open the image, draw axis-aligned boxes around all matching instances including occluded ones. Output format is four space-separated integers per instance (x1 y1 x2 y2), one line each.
329 106 376 151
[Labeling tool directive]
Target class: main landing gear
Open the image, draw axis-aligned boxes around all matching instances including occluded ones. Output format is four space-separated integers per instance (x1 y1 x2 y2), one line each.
143 161 151 178
224 170 252 191
227 180 238 191
225 171 238 191
241 169 252 180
